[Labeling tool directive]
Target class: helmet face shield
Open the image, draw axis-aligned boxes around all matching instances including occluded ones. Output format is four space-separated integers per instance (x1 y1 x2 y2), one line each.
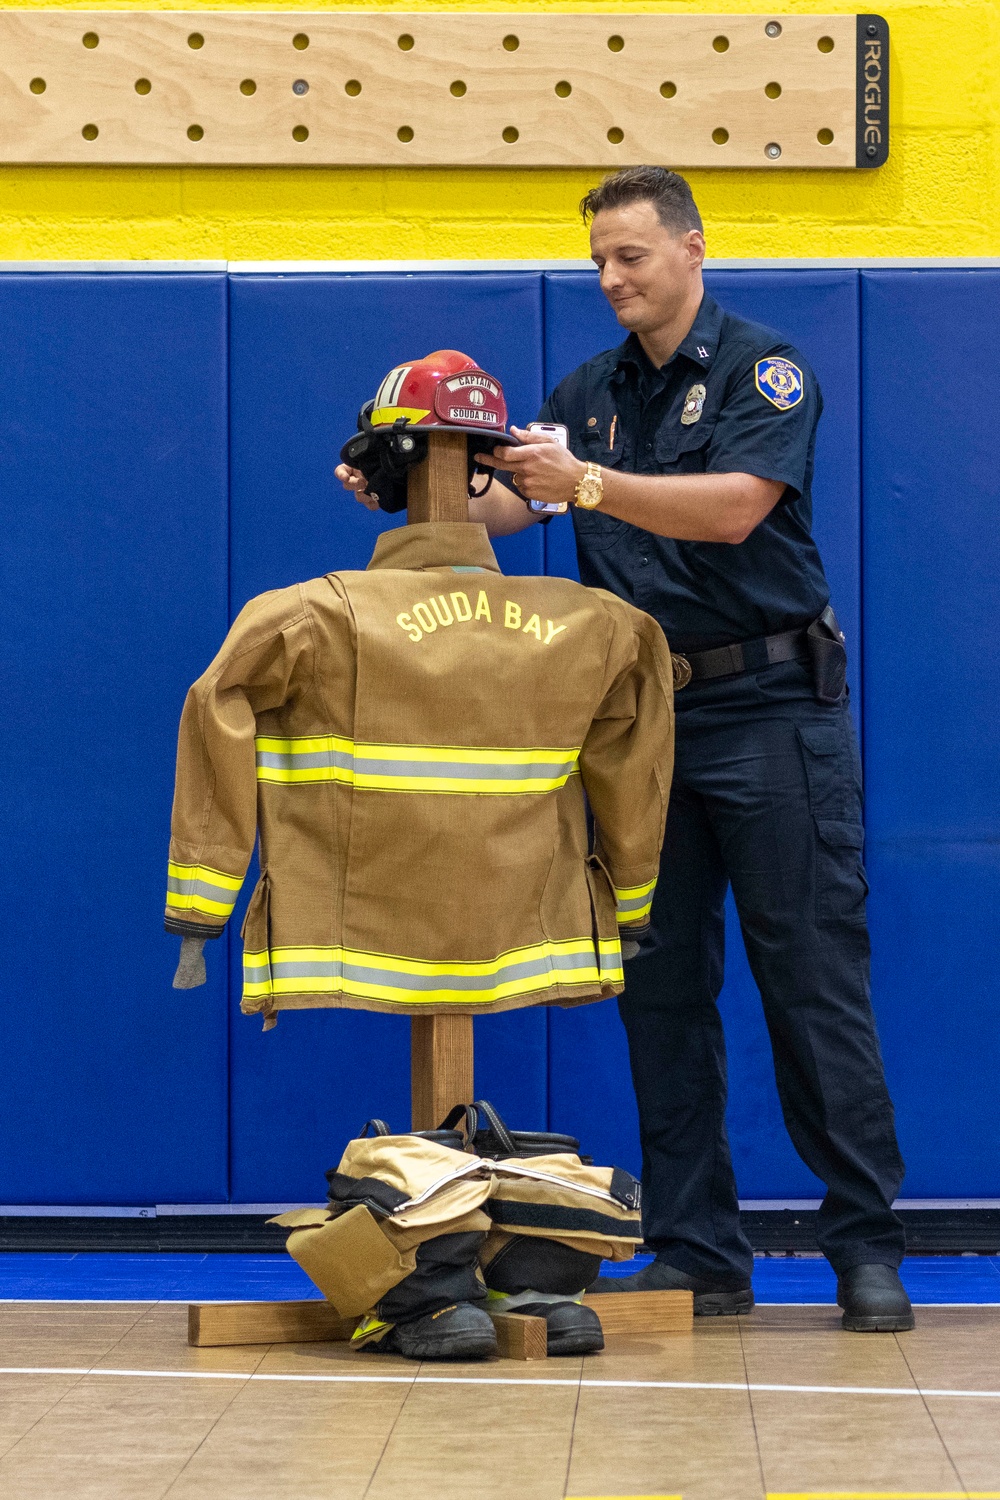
341 350 517 513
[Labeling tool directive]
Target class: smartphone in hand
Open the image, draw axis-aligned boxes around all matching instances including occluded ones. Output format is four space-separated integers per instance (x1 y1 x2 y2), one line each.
526 422 571 515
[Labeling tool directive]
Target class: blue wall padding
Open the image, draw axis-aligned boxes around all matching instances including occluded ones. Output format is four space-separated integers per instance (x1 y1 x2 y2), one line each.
861 271 1000 1195
227 273 547 1199
0 266 995 1206
0 275 230 1204
545 270 861 1191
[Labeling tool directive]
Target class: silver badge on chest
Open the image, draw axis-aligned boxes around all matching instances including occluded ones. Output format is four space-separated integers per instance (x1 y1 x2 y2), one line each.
680 383 707 426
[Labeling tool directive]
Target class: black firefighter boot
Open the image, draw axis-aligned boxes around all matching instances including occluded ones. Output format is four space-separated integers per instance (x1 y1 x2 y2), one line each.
482 1235 606 1356
359 1231 498 1361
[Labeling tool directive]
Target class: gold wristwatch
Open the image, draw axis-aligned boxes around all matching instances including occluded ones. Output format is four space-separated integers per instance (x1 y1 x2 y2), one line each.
573 462 604 510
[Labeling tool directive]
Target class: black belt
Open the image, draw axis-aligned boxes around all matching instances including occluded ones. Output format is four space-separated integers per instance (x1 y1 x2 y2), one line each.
671 628 809 690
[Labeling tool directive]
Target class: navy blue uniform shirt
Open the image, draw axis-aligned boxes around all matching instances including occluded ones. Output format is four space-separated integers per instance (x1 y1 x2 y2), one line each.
538 293 831 651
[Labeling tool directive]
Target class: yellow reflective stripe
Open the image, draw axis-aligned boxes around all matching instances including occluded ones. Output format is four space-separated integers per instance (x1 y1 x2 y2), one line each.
243 937 623 1006
370 405 430 425
614 877 657 924
255 734 581 794
166 861 242 918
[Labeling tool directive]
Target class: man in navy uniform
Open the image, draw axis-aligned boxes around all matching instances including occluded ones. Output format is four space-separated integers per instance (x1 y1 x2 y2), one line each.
338 166 912 1333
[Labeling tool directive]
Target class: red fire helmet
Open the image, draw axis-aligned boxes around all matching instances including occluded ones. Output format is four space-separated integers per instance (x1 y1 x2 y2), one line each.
369 350 509 436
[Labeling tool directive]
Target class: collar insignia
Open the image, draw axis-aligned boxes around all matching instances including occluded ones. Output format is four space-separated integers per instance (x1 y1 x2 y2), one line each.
680 382 707 426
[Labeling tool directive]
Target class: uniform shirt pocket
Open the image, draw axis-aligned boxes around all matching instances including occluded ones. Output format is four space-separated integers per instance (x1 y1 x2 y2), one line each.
654 414 717 472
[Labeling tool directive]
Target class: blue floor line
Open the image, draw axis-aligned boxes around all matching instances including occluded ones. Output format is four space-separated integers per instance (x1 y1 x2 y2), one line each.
0 1252 998 1305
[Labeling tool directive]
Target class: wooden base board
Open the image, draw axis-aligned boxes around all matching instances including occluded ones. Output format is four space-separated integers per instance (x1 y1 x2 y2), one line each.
582 1288 694 1334
188 1289 693 1353
489 1311 548 1361
188 1299 357 1347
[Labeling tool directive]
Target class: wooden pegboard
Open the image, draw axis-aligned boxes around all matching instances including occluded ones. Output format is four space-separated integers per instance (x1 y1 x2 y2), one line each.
0 12 888 168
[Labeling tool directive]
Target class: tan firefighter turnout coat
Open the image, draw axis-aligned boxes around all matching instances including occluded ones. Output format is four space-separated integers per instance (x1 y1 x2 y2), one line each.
165 522 674 1027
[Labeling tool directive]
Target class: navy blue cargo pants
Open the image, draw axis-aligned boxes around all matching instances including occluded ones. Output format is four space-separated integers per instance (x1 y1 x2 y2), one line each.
619 659 905 1283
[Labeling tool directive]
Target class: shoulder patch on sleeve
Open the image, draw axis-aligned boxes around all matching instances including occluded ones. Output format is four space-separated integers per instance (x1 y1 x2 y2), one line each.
754 357 804 410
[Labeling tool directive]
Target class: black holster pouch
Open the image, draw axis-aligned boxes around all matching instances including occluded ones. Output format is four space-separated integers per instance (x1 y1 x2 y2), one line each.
806 605 848 705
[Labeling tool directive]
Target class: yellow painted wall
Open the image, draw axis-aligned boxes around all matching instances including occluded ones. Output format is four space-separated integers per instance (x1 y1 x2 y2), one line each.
1 0 996 260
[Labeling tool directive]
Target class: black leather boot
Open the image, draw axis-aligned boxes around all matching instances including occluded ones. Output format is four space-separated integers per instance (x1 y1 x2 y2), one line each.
500 1298 605 1356
837 1264 914 1332
362 1302 498 1360
588 1255 754 1316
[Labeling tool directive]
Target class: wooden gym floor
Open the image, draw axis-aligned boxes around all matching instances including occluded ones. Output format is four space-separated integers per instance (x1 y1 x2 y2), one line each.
1 1300 999 1500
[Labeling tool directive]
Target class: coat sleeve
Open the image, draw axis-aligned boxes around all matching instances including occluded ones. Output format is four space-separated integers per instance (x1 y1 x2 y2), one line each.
164 586 316 939
578 598 674 937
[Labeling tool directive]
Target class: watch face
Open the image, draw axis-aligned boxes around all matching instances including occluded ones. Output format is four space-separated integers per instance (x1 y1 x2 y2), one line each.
575 478 603 509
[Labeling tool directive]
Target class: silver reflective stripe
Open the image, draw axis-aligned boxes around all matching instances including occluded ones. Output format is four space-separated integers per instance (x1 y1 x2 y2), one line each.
616 891 652 915
268 949 597 993
168 875 234 902
256 748 353 772
354 755 577 781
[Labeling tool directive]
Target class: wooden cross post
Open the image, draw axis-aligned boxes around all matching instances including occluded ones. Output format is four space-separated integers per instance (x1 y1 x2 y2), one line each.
406 430 475 1130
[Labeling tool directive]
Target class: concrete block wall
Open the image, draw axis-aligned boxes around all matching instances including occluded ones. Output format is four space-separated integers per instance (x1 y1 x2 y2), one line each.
0 0 997 261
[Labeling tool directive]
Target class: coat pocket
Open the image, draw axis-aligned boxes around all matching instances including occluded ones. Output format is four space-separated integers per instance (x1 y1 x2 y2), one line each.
239 871 276 1026
585 854 622 986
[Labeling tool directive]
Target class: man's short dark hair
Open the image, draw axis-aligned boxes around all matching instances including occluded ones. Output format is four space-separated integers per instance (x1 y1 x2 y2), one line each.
579 166 703 236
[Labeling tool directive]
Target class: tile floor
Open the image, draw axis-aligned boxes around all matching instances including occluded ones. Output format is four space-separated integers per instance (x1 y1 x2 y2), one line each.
1 1257 1000 1498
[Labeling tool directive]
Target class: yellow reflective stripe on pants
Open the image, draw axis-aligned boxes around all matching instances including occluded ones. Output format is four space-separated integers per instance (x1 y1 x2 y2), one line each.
614 877 657 924
255 735 580 794
243 938 623 1006
166 861 242 919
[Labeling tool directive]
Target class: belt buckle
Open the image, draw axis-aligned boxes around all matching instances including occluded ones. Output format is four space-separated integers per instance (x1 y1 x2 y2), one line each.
671 653 692 690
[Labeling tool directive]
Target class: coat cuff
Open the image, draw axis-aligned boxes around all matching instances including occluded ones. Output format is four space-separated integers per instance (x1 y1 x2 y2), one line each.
165 917 225 940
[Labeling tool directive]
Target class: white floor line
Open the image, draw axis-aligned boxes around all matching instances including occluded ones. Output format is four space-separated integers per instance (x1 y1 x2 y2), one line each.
3 1366 1000 1400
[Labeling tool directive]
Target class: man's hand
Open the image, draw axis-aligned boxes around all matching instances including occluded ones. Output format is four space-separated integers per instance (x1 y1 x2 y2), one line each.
335 462 380 512
476 426 585 509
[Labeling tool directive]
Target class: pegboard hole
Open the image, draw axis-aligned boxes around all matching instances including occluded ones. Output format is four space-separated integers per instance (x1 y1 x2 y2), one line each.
817 128 834 145
239 79 256 96
607 127 624 144
712 127 729 145
187 33 204 50
135 78 152 95
502 35 519 52
397 125 414 142
187 124 204 141
81 123 98 139
292 33 309 51
554 80 571 98
765 81 782 99
817 36 835 53
450 80 467 97
29 77 46 94
502 125 519 143
292 125 309 142
345 79 362 96
660 81 677 98
82 32 99 49
398 33 414 51
607 35 624 52
712 35 729 53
